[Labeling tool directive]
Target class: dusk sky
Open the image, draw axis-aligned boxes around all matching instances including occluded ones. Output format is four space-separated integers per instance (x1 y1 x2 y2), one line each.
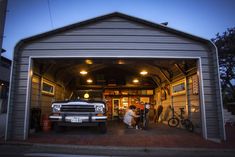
2 0 235 59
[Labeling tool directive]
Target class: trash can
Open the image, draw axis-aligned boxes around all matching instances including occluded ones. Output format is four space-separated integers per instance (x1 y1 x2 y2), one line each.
42 114 51 132
30 108 41 132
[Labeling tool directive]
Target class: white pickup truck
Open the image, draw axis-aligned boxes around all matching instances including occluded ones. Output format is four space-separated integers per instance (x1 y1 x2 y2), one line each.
49 97 107 133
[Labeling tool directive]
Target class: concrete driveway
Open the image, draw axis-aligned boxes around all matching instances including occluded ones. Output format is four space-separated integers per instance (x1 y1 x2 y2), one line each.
26 121 235 149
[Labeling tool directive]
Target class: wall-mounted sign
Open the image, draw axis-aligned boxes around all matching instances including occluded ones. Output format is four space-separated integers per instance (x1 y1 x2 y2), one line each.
192 75 199 95
41 78 55 96
172 79 186 96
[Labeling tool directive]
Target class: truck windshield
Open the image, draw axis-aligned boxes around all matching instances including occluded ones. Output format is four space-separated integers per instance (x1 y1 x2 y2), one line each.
71 90 103 101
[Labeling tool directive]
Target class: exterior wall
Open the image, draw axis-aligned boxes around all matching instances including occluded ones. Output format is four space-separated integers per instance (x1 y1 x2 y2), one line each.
6 16 224 140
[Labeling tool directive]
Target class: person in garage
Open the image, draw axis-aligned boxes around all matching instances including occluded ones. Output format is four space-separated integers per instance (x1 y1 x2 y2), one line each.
148 104 156 123
155 104 163 123
123 105 140 129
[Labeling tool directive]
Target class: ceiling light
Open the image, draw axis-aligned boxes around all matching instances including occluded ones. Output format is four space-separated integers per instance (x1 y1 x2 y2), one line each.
85 59 93 64
87 79 93 83
117 60 125 64
140 71 148 75
133 79 139 83
84 93 90 99
80 70 88 75
1 83 4 86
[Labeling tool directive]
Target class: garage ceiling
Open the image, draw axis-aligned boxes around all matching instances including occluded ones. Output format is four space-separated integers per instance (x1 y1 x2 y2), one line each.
33 58 197 89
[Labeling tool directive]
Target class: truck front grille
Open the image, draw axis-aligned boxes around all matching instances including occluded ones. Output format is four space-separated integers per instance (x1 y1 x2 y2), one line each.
61 105 95 112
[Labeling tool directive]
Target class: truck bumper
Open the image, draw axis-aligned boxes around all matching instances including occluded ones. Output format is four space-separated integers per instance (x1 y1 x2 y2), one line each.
49 115 107 123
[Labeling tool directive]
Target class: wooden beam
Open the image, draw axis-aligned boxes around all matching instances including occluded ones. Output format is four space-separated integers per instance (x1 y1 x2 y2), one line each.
159 69 171 83
152 77 160 87
39 63 55 76
175 63 186 76
151 74 162 86
147 63 173 81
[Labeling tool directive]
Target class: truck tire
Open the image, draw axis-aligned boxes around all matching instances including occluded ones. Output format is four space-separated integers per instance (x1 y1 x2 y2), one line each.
98 122 107 134
53 123 65 133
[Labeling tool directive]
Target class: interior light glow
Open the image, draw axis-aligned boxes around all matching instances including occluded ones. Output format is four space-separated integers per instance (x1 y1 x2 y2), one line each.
140 71 148 75
85 59 93 64
117 60 125 64
133 79 139 83
87 79 93 83
80 70 88 75
84 93 89 99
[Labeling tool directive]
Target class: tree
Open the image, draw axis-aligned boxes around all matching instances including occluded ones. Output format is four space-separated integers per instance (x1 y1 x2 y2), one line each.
212 27 235 103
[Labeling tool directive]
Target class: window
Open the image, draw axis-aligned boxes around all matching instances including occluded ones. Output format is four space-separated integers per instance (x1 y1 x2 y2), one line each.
41 79 55 96
172 79 186 96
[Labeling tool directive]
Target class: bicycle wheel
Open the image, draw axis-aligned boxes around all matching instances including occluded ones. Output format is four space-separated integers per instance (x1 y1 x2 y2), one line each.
168 118 179 127
184 119 194 132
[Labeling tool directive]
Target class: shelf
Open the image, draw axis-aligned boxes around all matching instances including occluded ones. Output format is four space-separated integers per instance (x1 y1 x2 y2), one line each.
104 94 153 96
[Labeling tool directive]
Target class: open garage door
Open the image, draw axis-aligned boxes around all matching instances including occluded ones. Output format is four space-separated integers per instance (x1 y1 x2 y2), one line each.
29 57 202 141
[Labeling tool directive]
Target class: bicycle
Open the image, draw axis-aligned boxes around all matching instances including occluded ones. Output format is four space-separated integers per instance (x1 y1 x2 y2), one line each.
168 107 194 132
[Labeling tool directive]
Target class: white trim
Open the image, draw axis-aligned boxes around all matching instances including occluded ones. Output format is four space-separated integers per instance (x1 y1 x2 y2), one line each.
4 52 14 141
198 58 207 140
23 58 32 140
29 55 201 59
209 41 226 141
23 55 207 140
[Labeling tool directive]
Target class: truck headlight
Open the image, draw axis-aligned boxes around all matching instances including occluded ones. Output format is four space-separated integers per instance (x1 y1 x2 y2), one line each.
52 104 61 113
95 105 104 112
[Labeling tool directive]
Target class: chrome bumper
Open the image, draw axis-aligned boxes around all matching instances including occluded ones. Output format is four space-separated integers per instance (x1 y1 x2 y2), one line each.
49 115 107 123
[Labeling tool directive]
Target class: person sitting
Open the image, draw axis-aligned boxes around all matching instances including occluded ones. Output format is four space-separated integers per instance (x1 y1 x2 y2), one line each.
123 105 139 128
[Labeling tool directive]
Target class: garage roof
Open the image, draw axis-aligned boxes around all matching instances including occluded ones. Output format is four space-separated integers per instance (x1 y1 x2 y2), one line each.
16 12 214 50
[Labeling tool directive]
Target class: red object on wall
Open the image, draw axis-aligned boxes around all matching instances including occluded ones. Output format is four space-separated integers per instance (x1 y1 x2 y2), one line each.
42 115 51 132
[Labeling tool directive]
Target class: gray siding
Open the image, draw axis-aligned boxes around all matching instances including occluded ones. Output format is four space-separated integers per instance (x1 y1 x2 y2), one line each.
31 65 65 116
7 16 224 140
6 54 28 139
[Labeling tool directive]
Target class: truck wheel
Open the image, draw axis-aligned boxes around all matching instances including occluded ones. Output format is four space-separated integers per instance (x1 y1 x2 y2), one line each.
98 122 107 134
53 123 64 133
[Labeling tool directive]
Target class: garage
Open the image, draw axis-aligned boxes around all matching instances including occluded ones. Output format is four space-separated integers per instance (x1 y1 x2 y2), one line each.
31 58 199 132
5 12 225 142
